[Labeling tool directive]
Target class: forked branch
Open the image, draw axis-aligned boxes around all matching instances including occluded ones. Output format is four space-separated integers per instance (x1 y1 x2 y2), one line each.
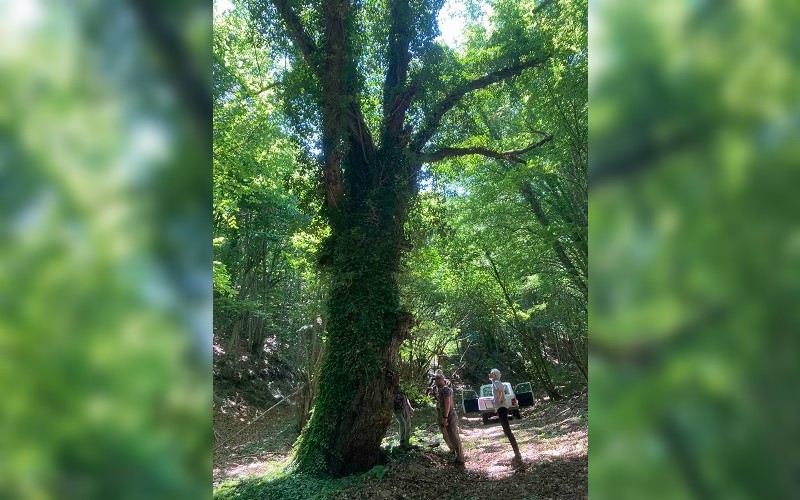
411 57 549 152
269 0 318 69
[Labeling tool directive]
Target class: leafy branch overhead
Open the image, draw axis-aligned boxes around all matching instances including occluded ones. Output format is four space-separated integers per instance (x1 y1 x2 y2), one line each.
251 0 562 211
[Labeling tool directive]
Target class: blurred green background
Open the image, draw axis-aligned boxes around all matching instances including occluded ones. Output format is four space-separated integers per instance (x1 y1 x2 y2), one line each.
590 0 800 498
0 1 211 499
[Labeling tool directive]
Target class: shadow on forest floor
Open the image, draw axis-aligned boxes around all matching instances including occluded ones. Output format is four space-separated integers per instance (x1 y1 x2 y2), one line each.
213 390 587 499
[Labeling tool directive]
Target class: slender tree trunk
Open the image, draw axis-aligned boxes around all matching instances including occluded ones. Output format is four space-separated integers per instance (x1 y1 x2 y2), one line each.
526 335 562 399
297 319 326 433
520 181 588 301
562 334 588 381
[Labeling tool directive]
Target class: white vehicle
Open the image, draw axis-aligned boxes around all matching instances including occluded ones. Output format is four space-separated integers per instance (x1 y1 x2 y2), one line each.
462 382 534 424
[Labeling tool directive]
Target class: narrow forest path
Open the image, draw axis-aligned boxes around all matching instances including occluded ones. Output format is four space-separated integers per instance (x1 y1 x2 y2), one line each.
214 390 587 499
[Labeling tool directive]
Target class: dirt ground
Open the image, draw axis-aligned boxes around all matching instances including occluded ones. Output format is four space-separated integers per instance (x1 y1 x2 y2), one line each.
214 390 588 499
213 393 299 487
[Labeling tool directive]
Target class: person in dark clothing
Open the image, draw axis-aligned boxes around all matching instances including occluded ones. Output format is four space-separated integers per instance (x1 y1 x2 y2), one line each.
489 368 523 466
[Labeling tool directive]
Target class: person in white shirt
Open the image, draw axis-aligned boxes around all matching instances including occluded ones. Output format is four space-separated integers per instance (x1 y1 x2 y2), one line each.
489 368 523 465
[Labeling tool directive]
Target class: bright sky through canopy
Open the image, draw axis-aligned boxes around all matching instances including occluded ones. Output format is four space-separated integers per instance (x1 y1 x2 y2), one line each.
437 0 469 49
214 0 234 17
213 0 478 50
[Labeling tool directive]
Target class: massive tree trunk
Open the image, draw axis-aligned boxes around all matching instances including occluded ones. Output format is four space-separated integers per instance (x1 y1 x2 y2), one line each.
293 243 401 474
293 153 415 475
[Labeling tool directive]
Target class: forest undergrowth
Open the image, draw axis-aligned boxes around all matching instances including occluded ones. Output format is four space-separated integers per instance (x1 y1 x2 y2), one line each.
214 388 587 499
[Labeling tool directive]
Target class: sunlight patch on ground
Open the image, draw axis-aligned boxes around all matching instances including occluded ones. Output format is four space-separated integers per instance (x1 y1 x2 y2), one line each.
218 455 290 483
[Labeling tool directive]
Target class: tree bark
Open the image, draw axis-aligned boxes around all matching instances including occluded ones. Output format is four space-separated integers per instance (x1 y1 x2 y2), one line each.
292 234 408 473
293 152 415 474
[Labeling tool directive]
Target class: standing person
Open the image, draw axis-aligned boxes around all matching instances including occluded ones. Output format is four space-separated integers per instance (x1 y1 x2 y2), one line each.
489 368 523 465
393 383 415 449
428 373 454 453
434 372 465 465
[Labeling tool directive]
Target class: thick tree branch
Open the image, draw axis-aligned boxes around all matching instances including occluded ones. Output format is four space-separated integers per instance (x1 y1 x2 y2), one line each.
384 84 417 141
318 0 350 209
269 0 318 69
382 0 414 141
422 134 552 164
346 100 377 161
269 0 379 207
267 0 347 210
411 57 549 153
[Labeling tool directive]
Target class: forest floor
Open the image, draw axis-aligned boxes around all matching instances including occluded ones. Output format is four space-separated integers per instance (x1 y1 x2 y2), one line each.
213 388 587 499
